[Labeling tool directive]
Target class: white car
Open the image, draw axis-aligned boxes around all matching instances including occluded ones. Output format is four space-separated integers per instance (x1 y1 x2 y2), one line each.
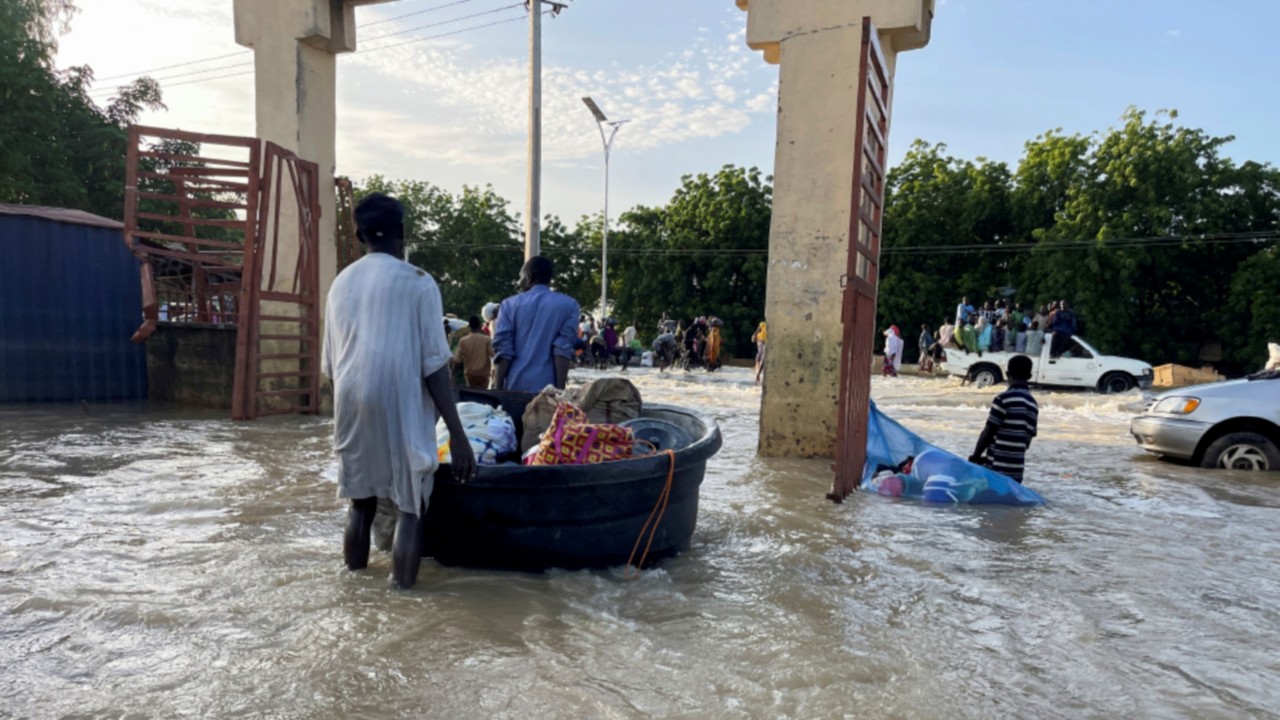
1132 375 1280 471
943 334 1154 393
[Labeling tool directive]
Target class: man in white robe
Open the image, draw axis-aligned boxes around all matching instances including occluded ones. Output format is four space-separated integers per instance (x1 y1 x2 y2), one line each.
321 193 476 589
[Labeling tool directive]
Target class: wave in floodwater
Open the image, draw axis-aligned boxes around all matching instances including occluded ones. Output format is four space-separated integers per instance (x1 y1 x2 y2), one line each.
1 368 1278 719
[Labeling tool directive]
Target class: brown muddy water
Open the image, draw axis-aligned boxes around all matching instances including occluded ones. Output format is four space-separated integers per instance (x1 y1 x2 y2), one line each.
2 368 1278 719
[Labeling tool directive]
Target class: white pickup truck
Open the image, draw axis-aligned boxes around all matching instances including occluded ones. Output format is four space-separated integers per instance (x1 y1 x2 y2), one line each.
943 334 1154 393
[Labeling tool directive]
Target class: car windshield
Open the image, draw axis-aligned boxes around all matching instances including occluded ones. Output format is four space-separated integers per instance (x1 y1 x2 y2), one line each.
1062 338 1094 359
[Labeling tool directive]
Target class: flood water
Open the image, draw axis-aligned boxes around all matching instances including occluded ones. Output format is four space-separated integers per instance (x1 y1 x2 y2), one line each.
2 368 1278 719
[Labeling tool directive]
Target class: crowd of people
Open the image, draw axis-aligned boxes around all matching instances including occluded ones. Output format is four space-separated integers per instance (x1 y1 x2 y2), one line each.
883 296 1085 376
572 314 643 370
648 314 736 375
444 296 760 389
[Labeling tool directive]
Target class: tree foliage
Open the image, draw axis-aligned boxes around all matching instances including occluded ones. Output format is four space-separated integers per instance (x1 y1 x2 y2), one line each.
357 166 772 357
879 109 1280 371
609 165 772 357
0 0 164 219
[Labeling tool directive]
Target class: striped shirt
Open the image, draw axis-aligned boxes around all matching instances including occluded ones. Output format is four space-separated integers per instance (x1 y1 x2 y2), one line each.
983 383 1039 483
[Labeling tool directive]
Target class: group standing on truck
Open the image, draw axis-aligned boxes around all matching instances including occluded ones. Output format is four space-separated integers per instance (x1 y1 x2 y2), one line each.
911 297 1084 366
896 295 1153 393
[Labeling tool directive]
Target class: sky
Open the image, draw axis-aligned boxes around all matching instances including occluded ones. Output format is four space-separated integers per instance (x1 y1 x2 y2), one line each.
58 0 1280 225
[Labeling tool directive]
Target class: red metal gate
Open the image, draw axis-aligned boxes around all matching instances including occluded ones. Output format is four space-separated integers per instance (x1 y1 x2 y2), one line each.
830 18 892 502
123 126 260 340
231 142 323 420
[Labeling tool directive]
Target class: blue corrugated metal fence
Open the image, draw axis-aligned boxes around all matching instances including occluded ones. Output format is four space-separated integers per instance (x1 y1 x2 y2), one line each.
0 214 147 402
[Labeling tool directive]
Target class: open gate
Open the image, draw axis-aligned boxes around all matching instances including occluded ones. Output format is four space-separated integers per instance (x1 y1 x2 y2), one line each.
830 18 892 502
123 126 260 340
230 142 323 420
124 126 321 421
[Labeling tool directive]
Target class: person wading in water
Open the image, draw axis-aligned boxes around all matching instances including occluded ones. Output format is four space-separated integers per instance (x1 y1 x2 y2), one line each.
321 193 476 589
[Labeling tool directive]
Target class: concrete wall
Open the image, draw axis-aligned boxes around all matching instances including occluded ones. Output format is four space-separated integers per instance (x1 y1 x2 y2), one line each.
146 324 238 408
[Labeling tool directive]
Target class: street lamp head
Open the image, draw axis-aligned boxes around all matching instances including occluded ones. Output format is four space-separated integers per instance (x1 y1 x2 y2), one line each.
581 96 608 123
608 119 630 128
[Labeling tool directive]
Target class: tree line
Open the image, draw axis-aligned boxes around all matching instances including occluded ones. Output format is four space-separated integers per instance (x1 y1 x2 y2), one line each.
1 0 162 219
878 108 1279 372
359 108 1278 371
356 166 772 360
4 1 1275 370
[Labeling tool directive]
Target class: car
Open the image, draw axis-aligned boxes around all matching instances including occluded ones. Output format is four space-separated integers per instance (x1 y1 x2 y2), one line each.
1130 375 1280 471
943 333 1154 393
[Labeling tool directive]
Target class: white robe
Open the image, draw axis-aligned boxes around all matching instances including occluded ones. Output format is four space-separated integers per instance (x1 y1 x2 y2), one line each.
321 253 452 516
885 333 904 373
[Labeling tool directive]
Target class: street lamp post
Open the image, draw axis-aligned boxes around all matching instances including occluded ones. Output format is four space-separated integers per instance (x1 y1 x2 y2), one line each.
581 96 628 321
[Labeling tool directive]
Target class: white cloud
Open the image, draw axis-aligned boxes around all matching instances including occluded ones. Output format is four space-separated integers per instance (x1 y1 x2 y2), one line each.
338 17 778 176
55 0 780 219
1166 29 1182 39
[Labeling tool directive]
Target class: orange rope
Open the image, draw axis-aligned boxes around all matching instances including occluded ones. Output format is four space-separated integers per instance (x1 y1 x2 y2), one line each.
626 449 676 579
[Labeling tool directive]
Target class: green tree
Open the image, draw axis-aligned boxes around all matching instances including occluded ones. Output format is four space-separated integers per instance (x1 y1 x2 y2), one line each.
1021 109 1280 364
1224 247 1280 367
876 141 1014 358
608 165 771 355
356 176 529 317
880 110 1280 370
0 0 163 219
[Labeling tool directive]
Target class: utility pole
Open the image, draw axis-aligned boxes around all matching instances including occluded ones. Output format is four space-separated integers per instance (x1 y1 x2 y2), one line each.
525 0 567 262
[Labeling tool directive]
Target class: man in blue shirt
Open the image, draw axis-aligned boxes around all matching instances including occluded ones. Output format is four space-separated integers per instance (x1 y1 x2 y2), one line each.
493 256 580 392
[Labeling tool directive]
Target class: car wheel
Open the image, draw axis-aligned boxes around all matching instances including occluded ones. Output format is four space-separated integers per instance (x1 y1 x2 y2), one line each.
1200 432 1280 471
1100 372 1135 394
971 366 1001 388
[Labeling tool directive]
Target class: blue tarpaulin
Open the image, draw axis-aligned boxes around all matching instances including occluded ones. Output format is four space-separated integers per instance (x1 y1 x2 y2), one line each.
862 400 1045 506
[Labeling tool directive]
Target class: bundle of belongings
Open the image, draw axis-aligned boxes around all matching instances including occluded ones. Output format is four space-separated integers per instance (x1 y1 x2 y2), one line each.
436 402 519 465
1249 342 1280 381
862 400 1045 506
520 378 645 466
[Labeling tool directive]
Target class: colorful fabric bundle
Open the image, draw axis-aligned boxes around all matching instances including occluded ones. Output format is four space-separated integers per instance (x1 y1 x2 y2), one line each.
525 401 635 466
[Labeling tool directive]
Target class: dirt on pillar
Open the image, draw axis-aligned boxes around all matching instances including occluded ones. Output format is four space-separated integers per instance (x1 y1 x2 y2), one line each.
734 0 933 458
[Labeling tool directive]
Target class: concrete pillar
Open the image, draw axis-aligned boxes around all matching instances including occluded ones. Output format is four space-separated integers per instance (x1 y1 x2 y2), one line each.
735 0 933 458
233 0 396 313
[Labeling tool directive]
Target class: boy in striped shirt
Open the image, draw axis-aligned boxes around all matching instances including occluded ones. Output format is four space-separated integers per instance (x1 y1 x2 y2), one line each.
969 355 1039 483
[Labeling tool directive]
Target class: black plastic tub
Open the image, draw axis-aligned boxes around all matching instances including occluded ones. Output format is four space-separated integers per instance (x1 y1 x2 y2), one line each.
420 388 723 571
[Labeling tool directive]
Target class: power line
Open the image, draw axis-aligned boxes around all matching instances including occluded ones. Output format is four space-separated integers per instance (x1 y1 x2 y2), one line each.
89 8 530 99
401 232 1278 258
360 3 522 44
883 231 1278 256
359 0 476 28
95 50 249 83
88 0 498 92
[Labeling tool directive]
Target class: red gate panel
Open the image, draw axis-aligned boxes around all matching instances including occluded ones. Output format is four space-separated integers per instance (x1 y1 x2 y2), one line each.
231 142 323 420
830 18 892 502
